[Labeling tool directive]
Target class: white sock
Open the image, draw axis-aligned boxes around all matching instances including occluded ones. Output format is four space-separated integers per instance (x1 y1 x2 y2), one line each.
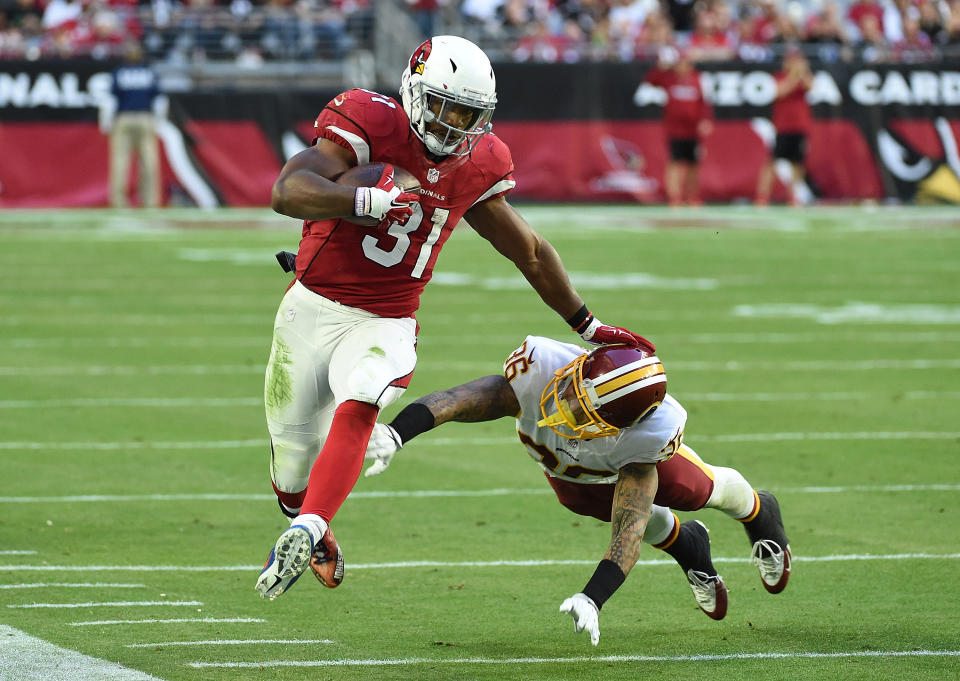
704 465 757 519
292 513 328 546
643 504 677 546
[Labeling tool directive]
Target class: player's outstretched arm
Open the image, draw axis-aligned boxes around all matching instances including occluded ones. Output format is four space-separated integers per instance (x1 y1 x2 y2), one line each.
465 197 655 352
270 139 356 220
466 197 582 318
363 375 520 477
559 462 657 645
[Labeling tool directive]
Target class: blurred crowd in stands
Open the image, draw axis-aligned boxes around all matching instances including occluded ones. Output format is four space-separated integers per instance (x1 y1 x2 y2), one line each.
475 0 960 62
1 0 958 62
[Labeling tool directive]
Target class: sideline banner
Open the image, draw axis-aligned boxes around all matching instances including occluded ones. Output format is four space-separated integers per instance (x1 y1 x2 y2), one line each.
1 59 958 206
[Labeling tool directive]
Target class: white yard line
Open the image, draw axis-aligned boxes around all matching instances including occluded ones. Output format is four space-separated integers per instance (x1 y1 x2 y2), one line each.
2 358 960 376
2 430 958 452
7 601 202 609
70 617 265 627
0 624 164 681
0 398 260 409
187 648 960 668
0 550 37 555
125 639 333 648
0 583 144 590
0 483 957 505
3 331 959 348
697 431 960 442
0 440 265 451
1 391 958 410
3 553 959 574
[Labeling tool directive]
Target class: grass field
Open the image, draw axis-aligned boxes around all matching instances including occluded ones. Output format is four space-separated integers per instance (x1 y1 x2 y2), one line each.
1 205 958 681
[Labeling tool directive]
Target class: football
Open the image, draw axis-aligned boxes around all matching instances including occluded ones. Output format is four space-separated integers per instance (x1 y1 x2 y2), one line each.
335 162 421 227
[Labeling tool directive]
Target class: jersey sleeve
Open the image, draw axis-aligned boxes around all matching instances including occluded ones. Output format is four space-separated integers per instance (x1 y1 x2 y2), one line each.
311 89 406 164
468 132 517 208
503 335 585 414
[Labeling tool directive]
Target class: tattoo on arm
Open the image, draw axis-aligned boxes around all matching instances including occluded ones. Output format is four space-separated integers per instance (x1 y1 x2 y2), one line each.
605 463 658 576
414 375 520 426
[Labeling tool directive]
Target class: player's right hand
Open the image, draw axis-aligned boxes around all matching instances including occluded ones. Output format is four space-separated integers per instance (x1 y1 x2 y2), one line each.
559 593 600 646
578 315 656 354
354 164 419 225
363 423 402 477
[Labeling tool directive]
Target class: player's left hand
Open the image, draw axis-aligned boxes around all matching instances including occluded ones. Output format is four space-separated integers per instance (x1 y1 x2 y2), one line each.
559 593 600 646
578 316 656 354
363 423 402 477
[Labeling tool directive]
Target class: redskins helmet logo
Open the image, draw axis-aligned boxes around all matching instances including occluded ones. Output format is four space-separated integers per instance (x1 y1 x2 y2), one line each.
409 39 432 76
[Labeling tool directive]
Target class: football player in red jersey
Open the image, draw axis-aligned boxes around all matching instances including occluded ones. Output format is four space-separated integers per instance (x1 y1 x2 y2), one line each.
362 336 792 645
255 35 655 600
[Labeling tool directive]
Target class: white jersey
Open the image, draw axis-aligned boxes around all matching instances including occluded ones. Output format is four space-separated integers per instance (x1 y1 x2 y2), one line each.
503 336 686 483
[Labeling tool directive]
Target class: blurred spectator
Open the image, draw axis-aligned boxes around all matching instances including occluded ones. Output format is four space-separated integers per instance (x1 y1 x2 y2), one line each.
635 8 675 57
858 12 890 59
756 47 812 206
740 0 781 44
688 4 737 59
407 0 446 39
918 0 948 43
805 1 850 45
643 46 713 205
512 16 586 61
41 0 82 31
893 9 936 59
663 0 698 34
462 0 504 28
847 0 885 39
102 42 163 208
609 0 654 41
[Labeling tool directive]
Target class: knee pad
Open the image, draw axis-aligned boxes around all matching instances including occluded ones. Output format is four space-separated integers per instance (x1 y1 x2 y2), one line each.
268 433 321 493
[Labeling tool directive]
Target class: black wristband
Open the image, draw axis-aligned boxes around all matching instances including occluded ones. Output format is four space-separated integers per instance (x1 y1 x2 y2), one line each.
388 402 435 445
581 559 626 610
565 305 591 332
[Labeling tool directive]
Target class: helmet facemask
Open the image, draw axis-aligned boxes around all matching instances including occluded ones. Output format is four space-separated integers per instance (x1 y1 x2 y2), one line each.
538 349 667 440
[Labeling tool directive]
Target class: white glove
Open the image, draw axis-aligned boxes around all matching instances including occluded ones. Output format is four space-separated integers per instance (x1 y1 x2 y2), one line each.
363 423 402 477
353 165 418 224
559 593 600 646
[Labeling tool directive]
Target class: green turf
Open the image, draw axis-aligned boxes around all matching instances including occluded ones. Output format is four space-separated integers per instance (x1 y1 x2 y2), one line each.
1 205 959 681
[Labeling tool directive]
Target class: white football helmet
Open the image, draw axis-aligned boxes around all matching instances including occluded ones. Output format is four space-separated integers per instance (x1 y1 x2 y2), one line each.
400 35 497 158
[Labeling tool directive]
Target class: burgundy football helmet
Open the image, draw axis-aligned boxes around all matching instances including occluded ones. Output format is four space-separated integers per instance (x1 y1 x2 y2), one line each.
539 344 667 439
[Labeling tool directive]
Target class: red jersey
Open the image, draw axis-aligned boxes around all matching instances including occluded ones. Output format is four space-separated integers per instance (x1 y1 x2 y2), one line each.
772 71 812 135
644 67 712 141
295 88 516 318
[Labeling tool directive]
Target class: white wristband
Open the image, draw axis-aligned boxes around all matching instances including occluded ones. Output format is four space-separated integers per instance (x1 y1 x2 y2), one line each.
354 187 371 217
579 317 603 342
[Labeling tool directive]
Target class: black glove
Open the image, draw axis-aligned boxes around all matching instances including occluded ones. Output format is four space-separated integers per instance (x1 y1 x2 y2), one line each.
275 250 297 273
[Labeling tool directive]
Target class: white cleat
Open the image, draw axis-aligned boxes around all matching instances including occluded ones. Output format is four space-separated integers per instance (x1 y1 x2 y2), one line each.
751 539 792 594
254 525 314 600
686 569 728 621
744 491 792 594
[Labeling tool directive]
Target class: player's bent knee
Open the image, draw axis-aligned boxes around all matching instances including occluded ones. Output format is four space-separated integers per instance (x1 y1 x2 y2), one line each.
269 437 319 493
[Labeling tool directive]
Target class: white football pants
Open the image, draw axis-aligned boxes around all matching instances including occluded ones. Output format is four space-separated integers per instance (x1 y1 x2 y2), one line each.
265 280 417 495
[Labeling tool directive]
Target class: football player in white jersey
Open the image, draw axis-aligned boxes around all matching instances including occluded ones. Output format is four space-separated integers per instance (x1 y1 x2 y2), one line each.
363 336 792 646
